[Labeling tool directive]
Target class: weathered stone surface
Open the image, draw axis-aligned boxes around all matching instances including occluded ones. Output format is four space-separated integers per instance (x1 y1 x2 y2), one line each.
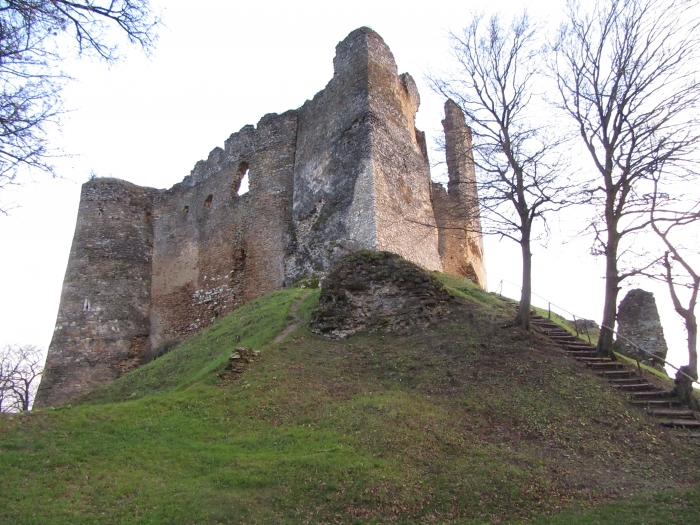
35 179 158 407
432 100 487 288
218 346 260 380
311 251 453 338
37 27 486 407
615 289 669 367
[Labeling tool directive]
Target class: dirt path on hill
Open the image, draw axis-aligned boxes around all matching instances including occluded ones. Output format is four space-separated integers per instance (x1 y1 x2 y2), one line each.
273 292 311 343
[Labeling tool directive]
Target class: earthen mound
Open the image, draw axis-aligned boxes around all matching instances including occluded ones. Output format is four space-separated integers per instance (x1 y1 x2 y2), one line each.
311 250 453 338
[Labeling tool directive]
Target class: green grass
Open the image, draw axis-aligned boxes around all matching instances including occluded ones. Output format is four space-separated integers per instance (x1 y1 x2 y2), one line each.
435 272 514 314
78 288 311 405
531 489 700 525
1 275 699 524
615 352 677 386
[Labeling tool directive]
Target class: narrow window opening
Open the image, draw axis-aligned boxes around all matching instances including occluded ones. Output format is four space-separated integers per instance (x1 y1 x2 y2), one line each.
98 208 103 218
204 194 213 210
233 161 250 197
183 205 189 214
145 211 152 222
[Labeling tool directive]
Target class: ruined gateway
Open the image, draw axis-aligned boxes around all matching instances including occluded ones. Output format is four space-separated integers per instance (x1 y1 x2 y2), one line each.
35 28 486 408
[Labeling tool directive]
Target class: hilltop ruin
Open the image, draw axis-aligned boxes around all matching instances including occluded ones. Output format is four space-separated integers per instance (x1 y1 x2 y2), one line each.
35 28 485 407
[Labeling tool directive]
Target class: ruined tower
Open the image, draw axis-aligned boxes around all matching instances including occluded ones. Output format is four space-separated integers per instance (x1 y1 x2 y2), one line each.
35 28 486 408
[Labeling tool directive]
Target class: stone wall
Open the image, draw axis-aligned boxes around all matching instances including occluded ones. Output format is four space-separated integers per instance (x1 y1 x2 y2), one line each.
433 100 487 289
615 289 668 367
149 111 297 350
37 27 487 407
285 28 376 281
35 179 158 407
367 31 443 272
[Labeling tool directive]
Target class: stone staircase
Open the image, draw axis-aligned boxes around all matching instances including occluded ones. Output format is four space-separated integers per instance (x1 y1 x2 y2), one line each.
530 314 700 436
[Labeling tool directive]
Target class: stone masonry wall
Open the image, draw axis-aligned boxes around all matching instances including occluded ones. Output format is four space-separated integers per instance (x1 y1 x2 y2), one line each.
284 28 376 282
37 27 487 407
35 179 158 407
616 289 669 367
368 30 443 272
432 100 487 288
149 112 297 350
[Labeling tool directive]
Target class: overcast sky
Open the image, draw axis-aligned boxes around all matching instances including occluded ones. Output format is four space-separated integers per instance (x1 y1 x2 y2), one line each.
0 0 696 377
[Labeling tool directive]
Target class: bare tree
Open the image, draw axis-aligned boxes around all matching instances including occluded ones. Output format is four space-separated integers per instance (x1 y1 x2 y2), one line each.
0 344 44 412
431 12 570 330
0 0 160 212
647 186 700 407
554 0 700 357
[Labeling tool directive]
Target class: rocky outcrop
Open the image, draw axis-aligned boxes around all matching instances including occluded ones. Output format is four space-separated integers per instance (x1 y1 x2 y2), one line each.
615 289 668 367
311 251 453 338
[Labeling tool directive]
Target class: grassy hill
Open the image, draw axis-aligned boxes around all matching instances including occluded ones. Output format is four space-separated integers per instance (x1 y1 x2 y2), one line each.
1 272 699 524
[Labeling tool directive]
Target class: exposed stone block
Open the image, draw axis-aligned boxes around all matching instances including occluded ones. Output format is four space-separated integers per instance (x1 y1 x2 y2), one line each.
615 289 669 367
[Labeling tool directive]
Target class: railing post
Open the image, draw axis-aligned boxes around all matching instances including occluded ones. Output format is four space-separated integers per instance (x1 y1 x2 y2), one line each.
548 302 551 320
573 315 579 337
584 319 591 344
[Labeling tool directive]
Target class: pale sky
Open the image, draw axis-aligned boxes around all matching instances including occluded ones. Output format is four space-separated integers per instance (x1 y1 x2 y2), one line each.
0 0 695 378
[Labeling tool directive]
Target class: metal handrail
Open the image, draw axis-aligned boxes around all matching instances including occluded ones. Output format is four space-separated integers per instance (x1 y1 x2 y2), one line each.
494 279 595 343
492 279 700 387
601 323 699 387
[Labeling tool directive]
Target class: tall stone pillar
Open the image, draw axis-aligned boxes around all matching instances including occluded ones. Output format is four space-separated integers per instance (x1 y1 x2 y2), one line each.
432 99 487 288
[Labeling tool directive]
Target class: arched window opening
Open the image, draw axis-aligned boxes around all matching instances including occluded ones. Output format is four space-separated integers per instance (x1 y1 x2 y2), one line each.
233 161 250 197
204 194 213 211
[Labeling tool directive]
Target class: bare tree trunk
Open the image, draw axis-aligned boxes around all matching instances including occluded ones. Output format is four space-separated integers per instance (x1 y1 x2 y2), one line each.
686 316 698 380
515 236 532 330
667 304 699 411
597 233 620 358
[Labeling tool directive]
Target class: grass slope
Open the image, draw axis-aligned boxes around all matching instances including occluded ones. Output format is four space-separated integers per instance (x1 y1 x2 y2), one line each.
1 277 699 524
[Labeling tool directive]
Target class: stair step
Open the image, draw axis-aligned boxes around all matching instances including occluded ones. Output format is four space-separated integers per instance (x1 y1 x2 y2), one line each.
660 419 700 429
587 363 624 370
599 370 638 378
570 351 599 358
614 383 656 391
533 315 699 429
610 378 647 385
565 346 597 353
631 391 674 400
647 409 696 418
630 399 682 408
531 320 553 325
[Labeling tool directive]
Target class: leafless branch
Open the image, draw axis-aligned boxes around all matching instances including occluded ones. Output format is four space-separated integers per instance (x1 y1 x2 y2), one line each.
553 0 700 355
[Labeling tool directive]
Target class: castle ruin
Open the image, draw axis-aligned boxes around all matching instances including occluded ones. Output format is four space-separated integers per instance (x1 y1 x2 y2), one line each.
35 28 486 408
